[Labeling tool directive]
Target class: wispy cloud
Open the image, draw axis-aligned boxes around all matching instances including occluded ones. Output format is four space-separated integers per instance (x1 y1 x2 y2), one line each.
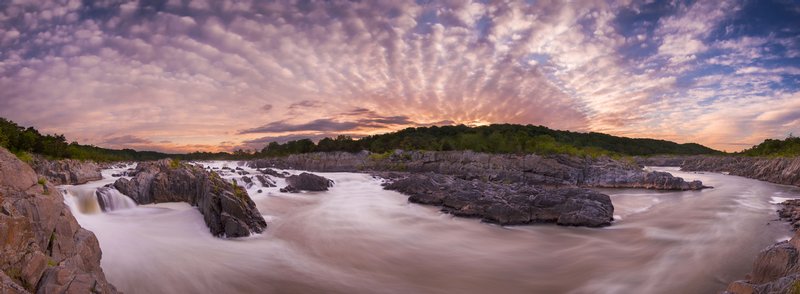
0 0 797 152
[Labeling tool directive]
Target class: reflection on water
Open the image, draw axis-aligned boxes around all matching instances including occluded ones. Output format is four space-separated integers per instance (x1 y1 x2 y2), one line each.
61 163 800 294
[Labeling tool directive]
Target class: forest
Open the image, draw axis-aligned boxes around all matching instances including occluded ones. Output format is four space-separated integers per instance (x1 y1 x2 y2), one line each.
1 117 727 162
257 124 721 157
740 135 800 157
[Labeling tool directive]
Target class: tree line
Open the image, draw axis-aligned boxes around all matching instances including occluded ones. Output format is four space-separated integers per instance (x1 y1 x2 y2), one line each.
740 134 800 157
257 124 722 157
1 117 725 162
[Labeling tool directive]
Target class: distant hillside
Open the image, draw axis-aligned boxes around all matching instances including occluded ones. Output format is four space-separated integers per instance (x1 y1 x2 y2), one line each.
259 124 722 157
0 117 238 162
1 117 723 162
740 136 800 157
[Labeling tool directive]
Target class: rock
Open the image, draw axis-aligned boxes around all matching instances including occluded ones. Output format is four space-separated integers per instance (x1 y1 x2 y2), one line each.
31 157 102 185
257 168 286 178
281 172 334 193
254 175 276 187
0 147 118 293
778 200 800 229
683 156 800 187
240 176 254 188
381 173 614 227
724 230 800 293
113 159 267 237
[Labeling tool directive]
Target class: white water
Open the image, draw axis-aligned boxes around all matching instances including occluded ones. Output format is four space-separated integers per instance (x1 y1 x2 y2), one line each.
60 163 800 294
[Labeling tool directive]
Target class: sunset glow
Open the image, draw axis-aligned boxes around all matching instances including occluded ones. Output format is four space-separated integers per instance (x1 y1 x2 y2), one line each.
1 0 798 152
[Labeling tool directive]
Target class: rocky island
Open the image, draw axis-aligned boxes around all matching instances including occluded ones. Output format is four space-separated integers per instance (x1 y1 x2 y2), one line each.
112 159 267 238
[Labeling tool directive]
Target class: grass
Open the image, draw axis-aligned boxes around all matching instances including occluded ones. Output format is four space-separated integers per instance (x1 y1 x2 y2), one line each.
231 179 248 200
13 150 33 164
169 158 181 169
368 151 392 161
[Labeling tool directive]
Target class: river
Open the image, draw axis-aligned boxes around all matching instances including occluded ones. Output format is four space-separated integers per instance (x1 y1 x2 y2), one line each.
60 163 800 294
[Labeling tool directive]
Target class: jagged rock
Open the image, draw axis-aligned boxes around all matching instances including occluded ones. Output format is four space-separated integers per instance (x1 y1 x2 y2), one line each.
725 232 800 293
0 147 117 293
240 176 254 188
113 159 266 237
683 156 800 187
31 157 102 185
254 175 276 187
250 151 706 191
256 168 287 178
381 173 614 227
778 200 800 230
280 173 334 193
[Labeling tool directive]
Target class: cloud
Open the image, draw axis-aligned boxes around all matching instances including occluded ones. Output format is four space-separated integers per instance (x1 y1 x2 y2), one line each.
240 119 362 134
0 0 797 153
102 135 152 145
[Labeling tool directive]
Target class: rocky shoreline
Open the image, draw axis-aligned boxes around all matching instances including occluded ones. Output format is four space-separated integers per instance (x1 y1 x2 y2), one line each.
0 148 117 293
249 150 706 190
682 156 800 187
724 199 800 293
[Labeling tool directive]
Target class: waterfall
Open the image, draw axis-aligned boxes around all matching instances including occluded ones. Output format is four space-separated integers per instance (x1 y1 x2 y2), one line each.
96 187 137 212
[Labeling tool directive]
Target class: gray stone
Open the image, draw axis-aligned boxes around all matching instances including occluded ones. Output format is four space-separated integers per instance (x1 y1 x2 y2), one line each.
113 159 267 237
381 173 614 227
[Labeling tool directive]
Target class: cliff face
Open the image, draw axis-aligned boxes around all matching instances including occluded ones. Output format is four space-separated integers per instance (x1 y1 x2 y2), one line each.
31 158 103 186
113 160 267 238
249 151 705 190
725 229 800 293
0 148 117 293
682 156 800 187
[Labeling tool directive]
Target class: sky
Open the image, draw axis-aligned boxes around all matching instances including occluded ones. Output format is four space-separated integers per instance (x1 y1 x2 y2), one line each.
0 0 799 153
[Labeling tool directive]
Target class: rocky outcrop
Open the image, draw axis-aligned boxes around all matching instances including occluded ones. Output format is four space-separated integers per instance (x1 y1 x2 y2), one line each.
249 151 706 190
725 230 800 293
113 159 267 238
0 147 117 293
31 157 103 185
633 155 702 167
381 172 614 227
683 156 800 187
778 200 800 230
280 173 333 193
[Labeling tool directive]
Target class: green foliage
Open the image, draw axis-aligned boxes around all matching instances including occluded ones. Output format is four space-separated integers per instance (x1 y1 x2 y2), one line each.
231 179 247 200
13 150 33 164
256 124 721 157
0 116 723 162
368 151 393 161
47 259 57 267
740 135 800 157
169 158 181 169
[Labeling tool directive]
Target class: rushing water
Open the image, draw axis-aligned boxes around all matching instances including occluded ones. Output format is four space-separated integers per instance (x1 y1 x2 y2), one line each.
60 163 800 294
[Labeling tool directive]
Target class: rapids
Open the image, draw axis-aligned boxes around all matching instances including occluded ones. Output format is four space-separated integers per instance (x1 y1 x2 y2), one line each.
60 163 800 294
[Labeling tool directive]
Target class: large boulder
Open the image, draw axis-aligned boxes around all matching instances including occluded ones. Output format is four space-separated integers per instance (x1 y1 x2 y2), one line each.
725 230 800 293
382 173 614 227
31 157 102 185
280 172 334 193
113 159 267 238
0 147 117 293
